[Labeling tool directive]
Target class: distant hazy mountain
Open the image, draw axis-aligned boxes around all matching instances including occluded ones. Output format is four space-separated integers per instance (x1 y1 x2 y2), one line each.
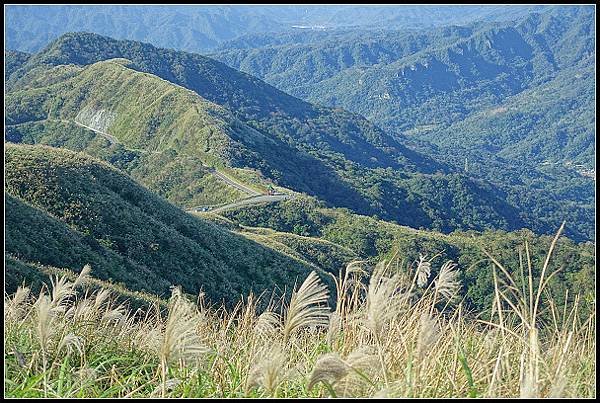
6 5 546 54
5 5 285 53
213 6 595 169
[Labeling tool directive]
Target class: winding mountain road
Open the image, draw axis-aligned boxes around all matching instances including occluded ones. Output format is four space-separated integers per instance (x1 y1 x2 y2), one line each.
210 169 261 196
13 116 291 212
188 194 289 214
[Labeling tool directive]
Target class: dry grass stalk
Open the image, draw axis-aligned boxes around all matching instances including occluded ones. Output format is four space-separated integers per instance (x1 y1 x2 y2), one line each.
282 271 330 342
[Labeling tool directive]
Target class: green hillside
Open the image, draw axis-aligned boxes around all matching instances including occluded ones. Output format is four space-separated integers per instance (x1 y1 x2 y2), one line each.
213 7 595 168
4 143 593 316
210 8 596 240
218 195 595 314
7 31 441 174
4 143 329 305
5 255 167 310
3 6 595 399
5 33 555 239
5 49 31 77
5 59 292 207
418 56 595 167
198 213 358 275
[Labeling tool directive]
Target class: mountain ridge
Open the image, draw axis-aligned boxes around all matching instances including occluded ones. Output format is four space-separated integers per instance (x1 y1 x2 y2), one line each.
5 143 331 304
5 30 594 241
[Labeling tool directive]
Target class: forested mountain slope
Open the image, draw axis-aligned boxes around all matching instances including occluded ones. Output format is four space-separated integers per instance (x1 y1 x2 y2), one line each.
215 195 595 314
7 31 438 174
213 6 595 169
5 49 31 77
418 55 595 167
2 7 596 397
4 144 593 315
5 32 549 238
4 143 323 304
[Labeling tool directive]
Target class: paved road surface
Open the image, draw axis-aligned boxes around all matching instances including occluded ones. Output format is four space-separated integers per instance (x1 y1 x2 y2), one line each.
211 170 261 196
188 194 288 214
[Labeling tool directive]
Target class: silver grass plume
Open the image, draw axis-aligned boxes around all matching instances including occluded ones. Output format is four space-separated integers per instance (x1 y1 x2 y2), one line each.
282 271 330 342
307 353 350 391
434 261 460 301
346 345 380 372
521 327 540 398
326 311 341 346
484 327 500 352
416 313 440 360
549 330 574 398
93 288 112 310
374 383 403 398
549 369 569 398
73 264 92 288
344 345 381 392
66 298 93 321
374 388 390 398
246 343 288 395
101 303 128 325
416 255 431 288
160 286 208 367
254 310 281 339
520 352 537 398
133 322 162 353
50 275 75 308
310 346 379 396
58 332 84 355
35 293 55 353
365 261 408 339
5 286 30 321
